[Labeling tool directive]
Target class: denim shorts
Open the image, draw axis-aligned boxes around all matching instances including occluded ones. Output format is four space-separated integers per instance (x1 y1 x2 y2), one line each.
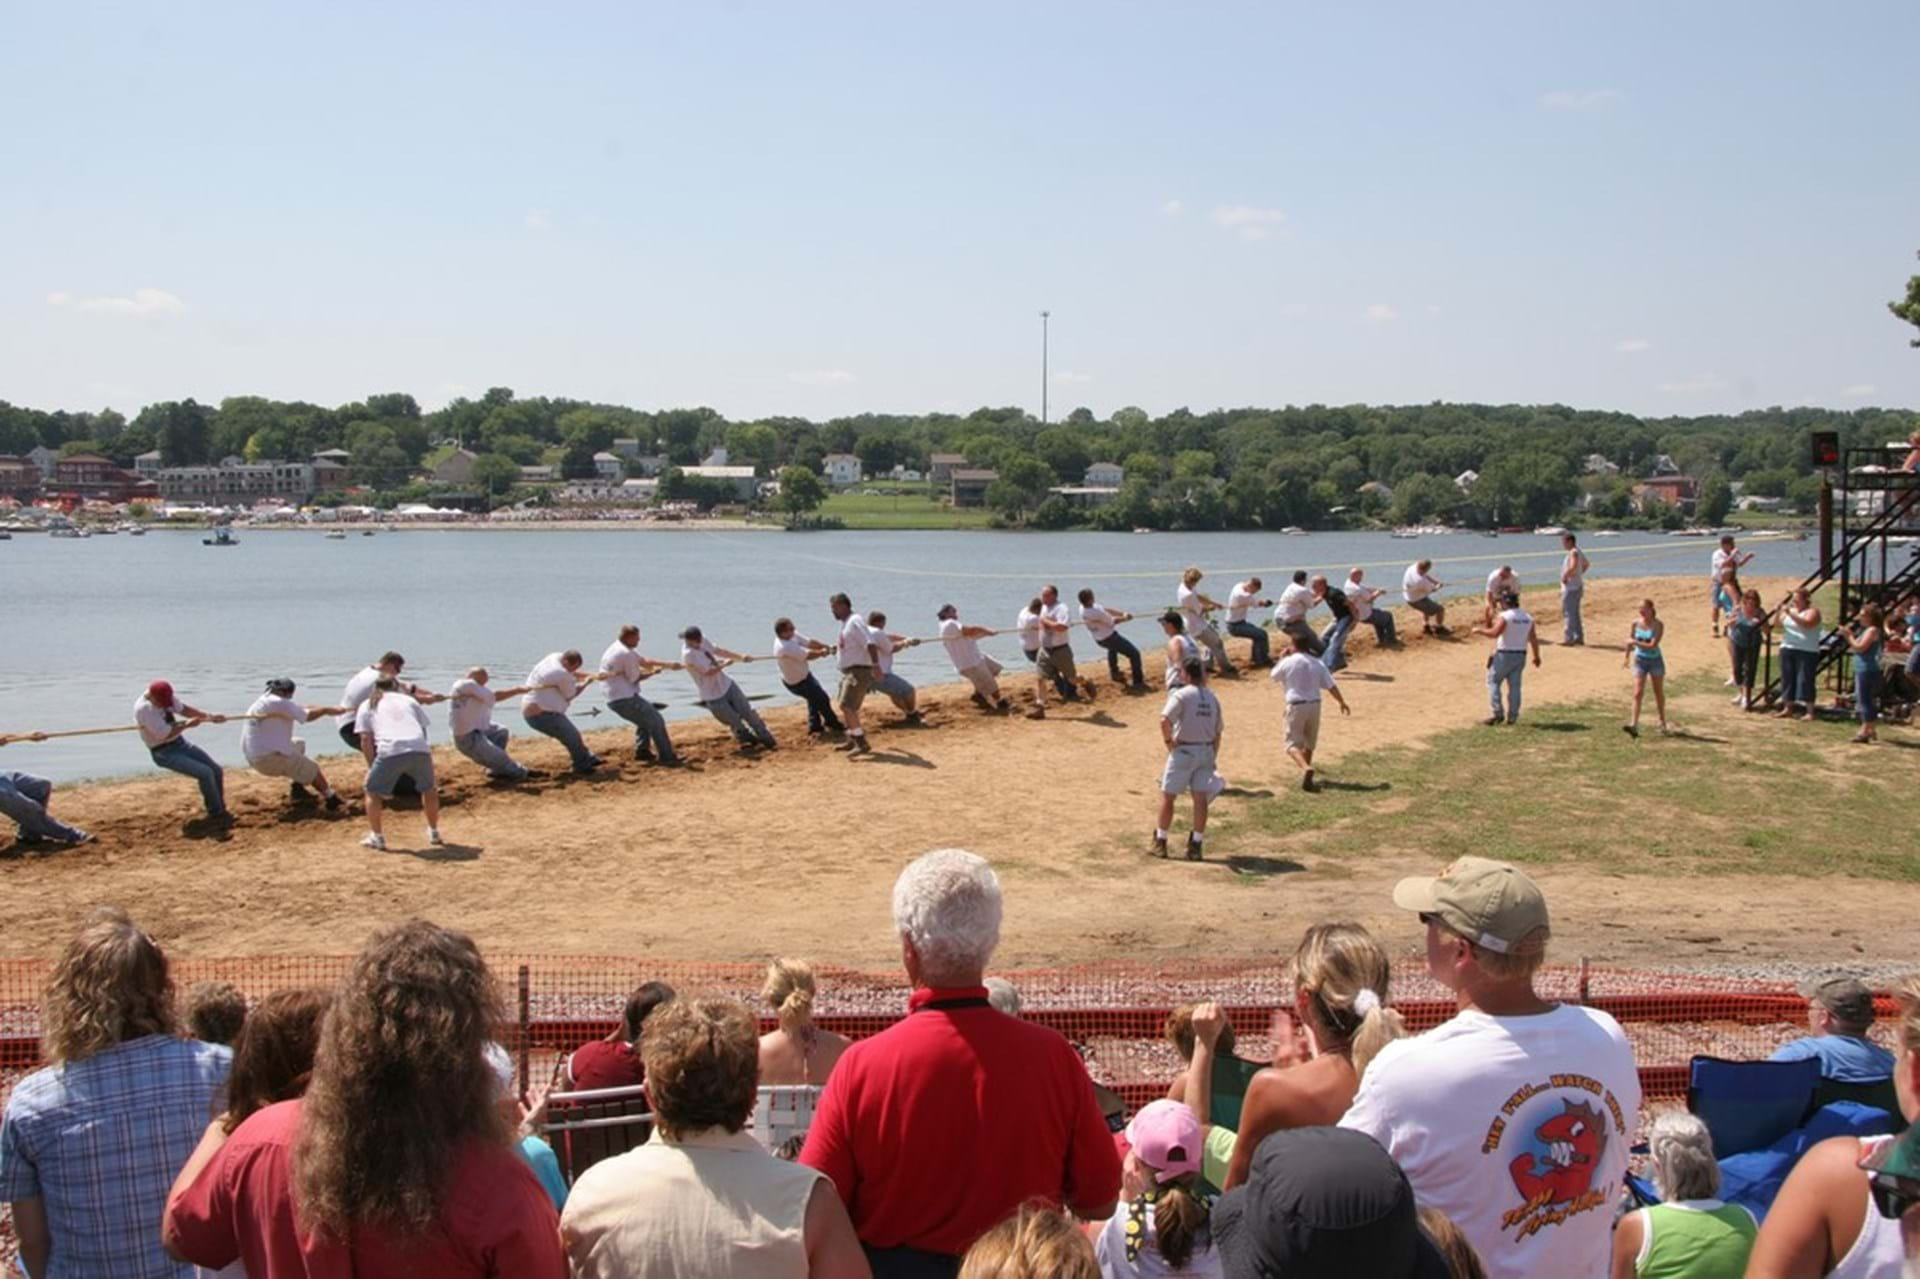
365 751 435 798
1634 654 1666 679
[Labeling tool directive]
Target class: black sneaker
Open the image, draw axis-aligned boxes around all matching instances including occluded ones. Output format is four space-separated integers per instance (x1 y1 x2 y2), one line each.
323 793 344 812
1150 834 1169 859
289 783 314 804
847 736 872 756
1483 716 1503 726
1303 770 1318 793
903 711 924 724
970 693 991 710
1185 834 1204 861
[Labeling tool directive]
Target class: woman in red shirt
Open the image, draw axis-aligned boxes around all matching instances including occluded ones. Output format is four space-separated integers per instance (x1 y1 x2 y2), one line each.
566 980 675 1090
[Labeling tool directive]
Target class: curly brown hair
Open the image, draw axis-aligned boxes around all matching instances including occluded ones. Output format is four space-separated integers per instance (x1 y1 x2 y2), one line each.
224 986 331 1135
44 907 176 1064
292 920 508 1239
184 980 248 1047
640 997 758 1139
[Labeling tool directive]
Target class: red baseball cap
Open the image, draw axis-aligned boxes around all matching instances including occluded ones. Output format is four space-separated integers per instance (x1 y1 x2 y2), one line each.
147 680 175 707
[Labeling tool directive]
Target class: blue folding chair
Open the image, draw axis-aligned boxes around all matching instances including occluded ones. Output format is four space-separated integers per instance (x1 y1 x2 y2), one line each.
1687 1055 1822 1159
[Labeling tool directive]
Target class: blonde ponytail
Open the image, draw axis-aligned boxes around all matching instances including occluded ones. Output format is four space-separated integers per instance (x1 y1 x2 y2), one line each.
762 958 818 1030
1287 922 1405 1072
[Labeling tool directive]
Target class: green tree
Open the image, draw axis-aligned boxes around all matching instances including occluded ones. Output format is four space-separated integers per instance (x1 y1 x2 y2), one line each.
139 399 215 465
726 422 781 473
776 465 828 516
1171 450 1217 482
1697 473 1733 525
344 422 413 489
471 453 522 496
1029 494 1081 529
1892 250 1920 347
1390 472 1463 524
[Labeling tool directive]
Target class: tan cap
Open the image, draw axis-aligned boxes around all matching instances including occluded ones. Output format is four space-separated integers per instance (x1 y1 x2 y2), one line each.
1392 856 1551 955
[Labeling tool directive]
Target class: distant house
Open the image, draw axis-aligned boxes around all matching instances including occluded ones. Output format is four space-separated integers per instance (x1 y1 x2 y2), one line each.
433 448 480 486
822 453 864 488
593 451 624 480
1583 453 1620 476
53 453 142 503
1648 454 1682 478
1358 480 1394 503
888 465 924 483
0 455 41 501
1737 495 1786 513
701 446 730 468
1454 469 1480 493
680 464 758 501
311 452 352 491
950 468 999 508
134 450 164 476
625 453 669 478
1633 476 1698 511
611 437 643 459
1048 485 1120 509
518 465 558 484
929 453 967 486
27 446 57 479
156 460 316 504
1083 461 1124 489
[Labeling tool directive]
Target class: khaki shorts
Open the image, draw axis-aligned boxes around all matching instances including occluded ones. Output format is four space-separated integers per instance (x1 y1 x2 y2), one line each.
960 660 1003 699
1160 743 1222 796
837 665 874 712
248 742 320 785
1284 700 1322 754
1038 645 1076 683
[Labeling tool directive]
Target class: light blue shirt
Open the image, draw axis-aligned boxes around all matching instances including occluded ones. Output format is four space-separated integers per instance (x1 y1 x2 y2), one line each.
1769 1034 1895 1083
518 1134 569 1210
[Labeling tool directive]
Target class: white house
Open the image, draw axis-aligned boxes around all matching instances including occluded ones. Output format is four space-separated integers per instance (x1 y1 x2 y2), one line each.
134 450 164 476
1083 461 1125 489
1454 469 1480 492
822 453 864 488
593 451 624 480
681 465 758 501
701 445 730 468
1583 453 1620 476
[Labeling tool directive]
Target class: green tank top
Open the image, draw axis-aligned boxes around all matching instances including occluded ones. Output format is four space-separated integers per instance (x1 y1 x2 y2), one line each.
1636 1200 1756 1279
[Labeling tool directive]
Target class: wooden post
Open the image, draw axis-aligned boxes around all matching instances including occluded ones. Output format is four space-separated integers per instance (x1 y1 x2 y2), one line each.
1819 478 1833 573
517 964 531 1100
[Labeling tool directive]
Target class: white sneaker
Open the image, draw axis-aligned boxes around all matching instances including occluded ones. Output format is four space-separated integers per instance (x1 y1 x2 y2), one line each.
361 833 386 851
427 828 444 847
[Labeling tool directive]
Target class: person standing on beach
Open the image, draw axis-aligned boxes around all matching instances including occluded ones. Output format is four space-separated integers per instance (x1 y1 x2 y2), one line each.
1837 603 1887 745
135 680 230 827
938 604 1011 712
1227 577 1275 668
773 618 844 736
865 611 924 724
1474 591 1541 726
1039 584 1096 704
1346 568 1398 647
1312 573 1356 672
0 733 92 848
1559 533 1590 646
1728 589 1770 710
1271 630 1351 793
829 593 876 756
599 625 681 765
1274 570 1325 658
240 678 345 811
521 650 603 774
1161 611 1201 689
1155 658 1224 860
1178 568 1235 675
355 676 444 850
1079 588 1145 691
1771 588 1823 720
1710 534 1753 639
679 626 778 750
447 667 533 781
1622 599 1671 737
1402 559 1448 635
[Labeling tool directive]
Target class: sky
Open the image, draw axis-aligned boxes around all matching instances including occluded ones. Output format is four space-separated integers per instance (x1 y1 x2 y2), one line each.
2 1 1917 422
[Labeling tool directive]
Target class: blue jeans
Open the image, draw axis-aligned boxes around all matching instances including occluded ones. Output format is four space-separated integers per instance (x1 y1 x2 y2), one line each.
1561 585 1585 645
705 684 776 747
608 695 678 761
151 739 227 816
1096 634 1144 685
1228 619 1270 668
455 724 527 780
1488 651 1527 722
1280 620 1325 658
1779 647 1817 704
1366 610 1398 645
0 772 87 843
784 675 844 733
1319 616 1354 672
524 710 601 772
1857 667 1882 724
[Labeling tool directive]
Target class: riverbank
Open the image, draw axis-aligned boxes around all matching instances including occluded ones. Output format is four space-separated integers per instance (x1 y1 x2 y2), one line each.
4 574 1911 971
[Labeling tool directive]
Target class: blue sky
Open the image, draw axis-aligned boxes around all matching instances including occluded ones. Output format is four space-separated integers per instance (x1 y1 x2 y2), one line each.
3 1 1916 420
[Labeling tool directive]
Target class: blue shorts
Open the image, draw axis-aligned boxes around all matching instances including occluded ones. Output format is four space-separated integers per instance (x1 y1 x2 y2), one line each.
1634 654 1666 679
365 751 435 798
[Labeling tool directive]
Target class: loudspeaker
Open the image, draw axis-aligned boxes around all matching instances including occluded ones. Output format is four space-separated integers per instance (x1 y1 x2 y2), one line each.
1811 431 1840 468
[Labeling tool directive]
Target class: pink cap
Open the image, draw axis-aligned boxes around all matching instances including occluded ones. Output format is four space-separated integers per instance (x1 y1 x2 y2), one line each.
1125 1099 1203 1181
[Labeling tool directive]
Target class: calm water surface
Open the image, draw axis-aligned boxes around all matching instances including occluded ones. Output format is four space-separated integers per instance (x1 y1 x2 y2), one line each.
2 527 1814 782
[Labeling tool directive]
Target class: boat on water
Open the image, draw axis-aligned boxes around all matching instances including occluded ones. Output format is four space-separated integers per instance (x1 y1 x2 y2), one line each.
1481 529 1501 538
1130 527 1152 534
1532 525 1568 537
360 529 376 537
203 526 239 547
1389 528 1420 539
127 526 146 536
1594 529 1621 537
324 530 347 540
1280 526 1307 536
49 527 88 539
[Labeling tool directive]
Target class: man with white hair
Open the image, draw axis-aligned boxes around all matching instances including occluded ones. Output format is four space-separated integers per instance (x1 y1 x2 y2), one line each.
1346 567 1398 646
800 849 1121 1276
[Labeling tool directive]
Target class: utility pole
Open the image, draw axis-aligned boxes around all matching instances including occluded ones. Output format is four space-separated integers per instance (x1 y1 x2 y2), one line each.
1040 310 1050 425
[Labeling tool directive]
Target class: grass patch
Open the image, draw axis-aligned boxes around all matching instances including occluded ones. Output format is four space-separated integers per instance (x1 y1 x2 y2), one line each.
818 489 998 530
1203 673 1914 881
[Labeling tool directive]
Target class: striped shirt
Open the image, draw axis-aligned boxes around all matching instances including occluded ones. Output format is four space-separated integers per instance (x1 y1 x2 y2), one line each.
0 1034 230 1278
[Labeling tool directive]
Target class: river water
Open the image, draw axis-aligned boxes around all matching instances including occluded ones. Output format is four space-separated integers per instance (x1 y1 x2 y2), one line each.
2 526 1814 783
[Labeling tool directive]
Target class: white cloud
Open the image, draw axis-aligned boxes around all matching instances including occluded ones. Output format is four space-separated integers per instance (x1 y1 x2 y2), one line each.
1615 338 1651 354
1841 383 1878 398
1364 303 1399 324
1657 374 1727 394
525 209 552 232
1541 89 1622 111
789 369 855 386
1051 370 1094 385
1211 204 1287 241
1161 199 1184 216
48 287 187 316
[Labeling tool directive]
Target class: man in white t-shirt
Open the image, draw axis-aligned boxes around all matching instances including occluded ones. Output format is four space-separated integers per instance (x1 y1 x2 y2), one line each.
829 593 875 756
937 604 1010 712
1346 568 1398 646
1177 568 1234 676
335 651 441 751
1017 596 1075 718
1340 858 1640 1279
1485 565 1519 616
773 618 844 735
1038 584 1096 705
865 611 923 723
1558 534 1591 647
521 650 603 774
1154 658 1225 861
600 624 682 765
1402 560 1448 635
1268 634 1350 793
1078 588 1145 691
1474 592 1541 726
447 667 533 782
679 626 777 750
354 678 443 851
241 677 345 810
1273 571 1325 658
135 680 230 825
1226 577 1275 668
1709 535 1753 637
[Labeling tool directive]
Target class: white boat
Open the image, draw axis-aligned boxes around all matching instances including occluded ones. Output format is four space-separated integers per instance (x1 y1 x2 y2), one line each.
1594 529 1621 537
1533 525 1568 537
127 526 145 536
325 531 347 540
1390 528 1420 539
1281 526 1307 536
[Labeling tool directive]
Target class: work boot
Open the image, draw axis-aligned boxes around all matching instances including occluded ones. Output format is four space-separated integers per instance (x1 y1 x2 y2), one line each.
1150 834 1169 859
1185 834 1204 861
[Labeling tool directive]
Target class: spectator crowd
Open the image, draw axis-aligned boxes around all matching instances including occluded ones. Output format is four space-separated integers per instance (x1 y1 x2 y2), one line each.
3 851 1918 1278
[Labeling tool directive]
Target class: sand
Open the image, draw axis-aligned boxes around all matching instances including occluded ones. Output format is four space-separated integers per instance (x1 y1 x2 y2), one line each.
3 575 1912 969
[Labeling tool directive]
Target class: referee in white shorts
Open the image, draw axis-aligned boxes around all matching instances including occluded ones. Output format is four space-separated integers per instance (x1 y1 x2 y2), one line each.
1271 629 1350 793
1154 657 1224 861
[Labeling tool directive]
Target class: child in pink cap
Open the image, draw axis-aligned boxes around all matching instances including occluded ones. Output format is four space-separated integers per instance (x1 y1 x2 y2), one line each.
1091 1099 1223 1277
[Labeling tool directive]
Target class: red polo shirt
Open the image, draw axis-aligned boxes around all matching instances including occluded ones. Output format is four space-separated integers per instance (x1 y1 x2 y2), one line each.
798 985 1122 1257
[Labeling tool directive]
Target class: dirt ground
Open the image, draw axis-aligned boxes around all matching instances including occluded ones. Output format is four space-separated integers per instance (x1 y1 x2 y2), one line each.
4 574 1914 970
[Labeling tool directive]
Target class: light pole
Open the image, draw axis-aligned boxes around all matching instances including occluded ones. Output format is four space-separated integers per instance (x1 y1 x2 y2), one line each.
1040 310 1050 425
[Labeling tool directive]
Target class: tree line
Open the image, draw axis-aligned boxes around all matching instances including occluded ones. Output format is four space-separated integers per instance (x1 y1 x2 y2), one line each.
1 390 1910 529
